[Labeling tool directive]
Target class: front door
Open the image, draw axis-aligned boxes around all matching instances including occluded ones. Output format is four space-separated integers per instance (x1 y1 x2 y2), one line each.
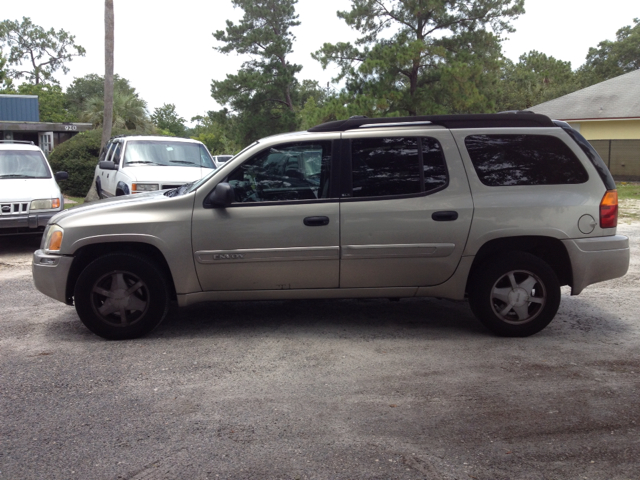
192 140 340 291
339 130 473 288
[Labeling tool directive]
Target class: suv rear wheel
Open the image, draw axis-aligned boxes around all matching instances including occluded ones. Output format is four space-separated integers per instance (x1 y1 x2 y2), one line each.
468 252 561 337
74 253 170 340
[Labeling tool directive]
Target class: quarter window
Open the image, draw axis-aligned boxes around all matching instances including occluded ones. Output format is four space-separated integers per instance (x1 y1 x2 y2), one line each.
465 135 589 186
227 142 332 203
350 137 447 198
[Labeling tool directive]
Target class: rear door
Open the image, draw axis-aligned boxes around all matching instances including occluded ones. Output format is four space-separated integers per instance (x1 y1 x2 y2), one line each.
339 129 473 288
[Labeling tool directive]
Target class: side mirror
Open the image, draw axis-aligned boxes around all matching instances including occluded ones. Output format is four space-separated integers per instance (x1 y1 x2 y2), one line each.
205 182 235 208
99 161 118 170
54 171 68 181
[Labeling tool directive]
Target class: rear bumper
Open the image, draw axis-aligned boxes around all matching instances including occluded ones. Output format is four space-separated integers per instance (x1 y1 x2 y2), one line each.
562 235 630 295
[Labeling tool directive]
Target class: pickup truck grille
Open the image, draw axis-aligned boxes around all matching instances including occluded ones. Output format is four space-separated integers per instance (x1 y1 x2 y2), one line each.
1 202 29 215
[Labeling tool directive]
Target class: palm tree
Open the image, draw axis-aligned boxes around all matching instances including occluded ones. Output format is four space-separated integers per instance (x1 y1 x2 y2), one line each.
102 0 114 149
81 91 153 132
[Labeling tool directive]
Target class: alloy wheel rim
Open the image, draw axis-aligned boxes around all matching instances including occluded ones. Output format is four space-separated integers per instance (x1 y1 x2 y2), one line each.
490 269 546 325
90 270 150 327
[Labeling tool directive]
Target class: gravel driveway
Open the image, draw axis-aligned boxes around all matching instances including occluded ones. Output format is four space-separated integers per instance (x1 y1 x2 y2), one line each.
1 221 639 480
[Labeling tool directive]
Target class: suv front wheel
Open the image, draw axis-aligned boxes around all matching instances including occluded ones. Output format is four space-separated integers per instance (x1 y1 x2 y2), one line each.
74 253 170 340
468 252 561 337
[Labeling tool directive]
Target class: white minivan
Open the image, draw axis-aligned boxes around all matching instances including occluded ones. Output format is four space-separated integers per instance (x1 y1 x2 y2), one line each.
94 136 217 198
0 140 67 234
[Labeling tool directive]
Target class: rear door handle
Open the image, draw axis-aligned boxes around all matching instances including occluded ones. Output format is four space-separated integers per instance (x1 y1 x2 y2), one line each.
432 211 458 221
303 216 330 226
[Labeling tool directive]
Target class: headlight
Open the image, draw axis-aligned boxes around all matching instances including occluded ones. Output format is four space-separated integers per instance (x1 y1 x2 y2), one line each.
132 183 159 192
31 198 61 210
43 224 64 253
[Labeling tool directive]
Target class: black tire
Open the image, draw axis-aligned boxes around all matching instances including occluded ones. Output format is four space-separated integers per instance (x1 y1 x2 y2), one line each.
74 253 170 340
468 252 561 337
95 177 103 199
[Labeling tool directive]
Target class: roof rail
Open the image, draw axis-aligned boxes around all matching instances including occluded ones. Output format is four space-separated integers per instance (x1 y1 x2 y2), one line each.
0 140 35 145
308 113 555 132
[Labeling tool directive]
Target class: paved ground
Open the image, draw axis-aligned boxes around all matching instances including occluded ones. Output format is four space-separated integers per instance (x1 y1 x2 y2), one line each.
0 220 639 480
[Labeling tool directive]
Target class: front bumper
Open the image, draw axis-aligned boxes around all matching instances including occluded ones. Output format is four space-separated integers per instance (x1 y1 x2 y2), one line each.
562 235 630 295
32 249 74 304
0 212 58 230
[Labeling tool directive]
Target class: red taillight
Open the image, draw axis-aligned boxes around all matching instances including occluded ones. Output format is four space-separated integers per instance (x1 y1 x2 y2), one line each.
600 190 618 228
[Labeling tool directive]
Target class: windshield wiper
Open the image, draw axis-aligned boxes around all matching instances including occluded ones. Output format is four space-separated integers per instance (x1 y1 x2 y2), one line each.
169 160 199 166
125 161 161 165
0 174 37 178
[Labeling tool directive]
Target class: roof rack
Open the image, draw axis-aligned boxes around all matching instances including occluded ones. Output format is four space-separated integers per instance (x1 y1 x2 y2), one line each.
0 140 35 145
308 112 555 132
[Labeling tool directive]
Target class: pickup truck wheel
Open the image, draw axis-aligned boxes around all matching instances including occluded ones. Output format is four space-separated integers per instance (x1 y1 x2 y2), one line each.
74 253 170 340
95 177 103 199
468 252 561 337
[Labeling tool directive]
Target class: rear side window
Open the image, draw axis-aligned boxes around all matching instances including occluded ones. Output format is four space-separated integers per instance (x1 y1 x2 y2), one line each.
465 135 588 186
350 137 447 198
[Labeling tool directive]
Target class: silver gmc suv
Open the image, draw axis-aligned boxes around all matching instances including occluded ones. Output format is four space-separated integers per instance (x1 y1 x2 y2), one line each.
32 113 630 340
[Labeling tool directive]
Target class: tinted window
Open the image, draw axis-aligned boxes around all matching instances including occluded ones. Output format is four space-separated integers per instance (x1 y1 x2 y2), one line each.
351 137 447 198
465 135 588 186
227 142 331 203
0 150 51 179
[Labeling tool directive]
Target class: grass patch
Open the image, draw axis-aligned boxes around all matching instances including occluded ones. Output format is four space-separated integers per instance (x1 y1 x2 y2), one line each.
616 182 640 201
63 196 85 210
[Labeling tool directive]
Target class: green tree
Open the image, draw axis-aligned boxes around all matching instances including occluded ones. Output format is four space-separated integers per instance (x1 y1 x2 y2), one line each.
188 111 242 154
151 103 186 137
496 51 578 111
577 18 640 86
65 74 138 117
313 0 524 116
80 90 152 132
0 17 86 85
0 53 13 92
16 83 75 122
211 0 302 144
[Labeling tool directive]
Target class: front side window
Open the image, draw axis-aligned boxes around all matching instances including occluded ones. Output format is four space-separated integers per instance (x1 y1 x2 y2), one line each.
350 137 447 198
123 140 215 168
465 135 589 186
110 143 123 165
0 150 51 179
227 142 332 203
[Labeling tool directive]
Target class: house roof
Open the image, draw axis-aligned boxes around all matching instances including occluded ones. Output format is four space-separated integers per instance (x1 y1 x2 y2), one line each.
0 94 40 122
529 69 640 121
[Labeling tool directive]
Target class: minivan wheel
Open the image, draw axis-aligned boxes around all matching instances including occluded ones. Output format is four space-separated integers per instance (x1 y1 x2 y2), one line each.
468 252 561 337
74 253 170 340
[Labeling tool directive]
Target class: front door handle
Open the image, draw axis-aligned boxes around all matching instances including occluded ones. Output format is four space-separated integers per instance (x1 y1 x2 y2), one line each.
432 211 458 221
303 216 330 226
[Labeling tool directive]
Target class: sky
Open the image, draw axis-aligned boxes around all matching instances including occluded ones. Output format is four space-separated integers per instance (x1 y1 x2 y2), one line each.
1 0 638 125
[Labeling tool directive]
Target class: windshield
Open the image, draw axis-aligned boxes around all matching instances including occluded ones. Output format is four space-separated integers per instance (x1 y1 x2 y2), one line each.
123 140 216 168
0 150 51 179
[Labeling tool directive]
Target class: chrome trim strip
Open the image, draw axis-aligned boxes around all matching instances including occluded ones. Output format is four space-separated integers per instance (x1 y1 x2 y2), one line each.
195 246 340 264
342 243 455 259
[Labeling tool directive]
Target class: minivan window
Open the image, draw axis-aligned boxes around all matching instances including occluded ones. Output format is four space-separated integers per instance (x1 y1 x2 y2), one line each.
465 135 589 186
350 137 447 198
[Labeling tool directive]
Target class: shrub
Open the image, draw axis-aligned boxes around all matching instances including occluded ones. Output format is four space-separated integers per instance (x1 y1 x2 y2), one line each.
49 128 133 196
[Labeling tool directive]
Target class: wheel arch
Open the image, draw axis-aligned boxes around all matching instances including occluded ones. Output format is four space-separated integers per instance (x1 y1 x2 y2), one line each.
466 236 573 293
65 242 176 305
116 181 130 195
